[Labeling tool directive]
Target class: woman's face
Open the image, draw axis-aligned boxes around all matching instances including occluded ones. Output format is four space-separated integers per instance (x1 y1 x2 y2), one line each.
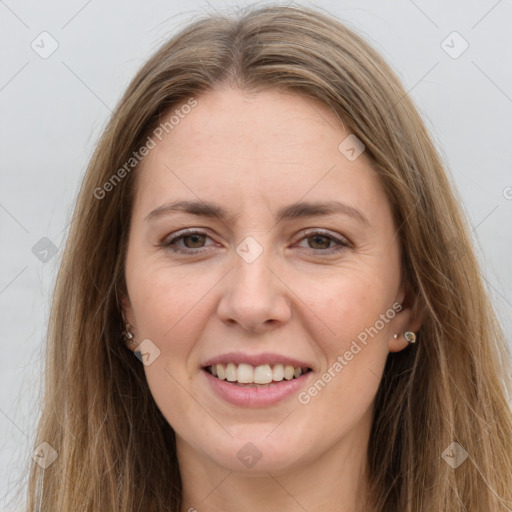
122 87 418 475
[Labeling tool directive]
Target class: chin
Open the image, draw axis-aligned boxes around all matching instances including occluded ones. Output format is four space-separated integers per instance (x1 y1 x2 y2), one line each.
195 426 314 474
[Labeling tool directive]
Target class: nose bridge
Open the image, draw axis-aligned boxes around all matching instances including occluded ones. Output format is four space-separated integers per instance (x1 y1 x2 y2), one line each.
217 234 291 330
233 235 277 302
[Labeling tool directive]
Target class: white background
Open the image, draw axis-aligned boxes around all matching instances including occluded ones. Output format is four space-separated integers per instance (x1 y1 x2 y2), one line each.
1 0 511 509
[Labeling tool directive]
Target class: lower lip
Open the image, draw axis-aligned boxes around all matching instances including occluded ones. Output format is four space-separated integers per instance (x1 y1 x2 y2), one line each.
202 369 312 407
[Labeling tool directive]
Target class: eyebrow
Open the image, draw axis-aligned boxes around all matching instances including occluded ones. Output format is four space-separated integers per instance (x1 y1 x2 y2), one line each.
145 199 370 226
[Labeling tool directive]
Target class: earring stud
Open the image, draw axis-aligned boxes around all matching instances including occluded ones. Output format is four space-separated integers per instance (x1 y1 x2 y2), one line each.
122 323 137 345
393 331 416 344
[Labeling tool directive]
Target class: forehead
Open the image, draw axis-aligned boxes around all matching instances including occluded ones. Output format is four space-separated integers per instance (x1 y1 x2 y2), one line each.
132 87 391 228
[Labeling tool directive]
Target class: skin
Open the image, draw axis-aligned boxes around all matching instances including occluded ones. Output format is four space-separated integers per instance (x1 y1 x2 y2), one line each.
122 86 422 512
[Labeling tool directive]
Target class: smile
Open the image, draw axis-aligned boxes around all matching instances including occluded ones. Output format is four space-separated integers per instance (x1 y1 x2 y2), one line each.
202 365 314 407
205 363 312 385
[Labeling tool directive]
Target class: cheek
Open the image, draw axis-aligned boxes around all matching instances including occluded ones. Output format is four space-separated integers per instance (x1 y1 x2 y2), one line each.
128 257 211 340
293 281 391 430
300 271 393 409
125 264 210 422
312 272 393 346
128 260 221 381
133 268 207 420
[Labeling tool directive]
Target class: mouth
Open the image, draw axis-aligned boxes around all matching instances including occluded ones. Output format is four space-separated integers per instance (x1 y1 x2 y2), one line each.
203 363 313 387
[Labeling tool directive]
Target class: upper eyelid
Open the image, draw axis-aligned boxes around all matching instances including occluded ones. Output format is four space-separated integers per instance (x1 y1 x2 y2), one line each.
164 228 212 244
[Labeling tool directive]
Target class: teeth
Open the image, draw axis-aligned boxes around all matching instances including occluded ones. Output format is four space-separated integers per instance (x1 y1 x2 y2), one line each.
237 363 253 383
284 365 295 380
272 364 284 381
253 364 273 384
225 363 237 382
209 363 308 384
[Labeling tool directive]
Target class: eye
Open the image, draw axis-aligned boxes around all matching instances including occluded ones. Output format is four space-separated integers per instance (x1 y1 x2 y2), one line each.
296 230 351 253
162 229 214 254
161 228 351 255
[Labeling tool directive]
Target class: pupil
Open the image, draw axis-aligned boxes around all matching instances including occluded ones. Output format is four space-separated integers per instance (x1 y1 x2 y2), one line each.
310 235 329 249
185 234 205 248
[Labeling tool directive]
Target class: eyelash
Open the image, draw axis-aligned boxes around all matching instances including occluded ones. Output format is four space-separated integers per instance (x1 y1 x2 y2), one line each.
161 228 351 255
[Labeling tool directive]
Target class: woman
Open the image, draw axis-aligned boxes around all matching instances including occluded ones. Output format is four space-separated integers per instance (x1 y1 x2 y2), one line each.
25 4 512 511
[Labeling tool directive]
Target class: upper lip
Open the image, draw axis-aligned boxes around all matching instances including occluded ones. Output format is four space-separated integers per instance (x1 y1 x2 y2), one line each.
202 351 313 370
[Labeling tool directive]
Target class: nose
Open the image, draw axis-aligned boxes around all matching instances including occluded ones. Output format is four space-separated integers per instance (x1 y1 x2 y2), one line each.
216 247 292 334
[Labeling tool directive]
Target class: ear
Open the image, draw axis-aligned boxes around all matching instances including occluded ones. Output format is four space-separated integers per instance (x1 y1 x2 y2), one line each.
119 290 137 351
388 282 424 353
120 292 131 323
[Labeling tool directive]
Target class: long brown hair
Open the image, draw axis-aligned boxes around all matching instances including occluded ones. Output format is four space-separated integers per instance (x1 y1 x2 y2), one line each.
22 4 512 511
